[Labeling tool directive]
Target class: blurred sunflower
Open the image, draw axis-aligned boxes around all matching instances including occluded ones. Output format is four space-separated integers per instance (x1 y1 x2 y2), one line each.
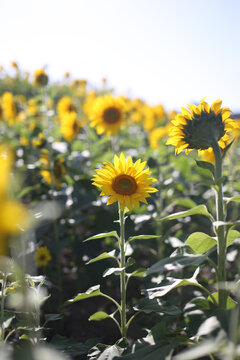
60 112 81 142
92 153 157 210
149 124 172 149
89 95 127 136
57 96 77 117
2 92 18 124
0 144 29 256
166 98 239 155
35 246 51 267
40 149 66 188
34 69 48 87
143 104 166 132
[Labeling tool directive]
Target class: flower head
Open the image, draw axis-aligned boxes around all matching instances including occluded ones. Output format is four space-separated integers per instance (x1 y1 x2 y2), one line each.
166 98 238 155
57 96 77 117
89 95 127 136
40 150 66 188
60 112 81 142
92 153 157 210
35 246 51 267
34 69 48 87
0 144 29 256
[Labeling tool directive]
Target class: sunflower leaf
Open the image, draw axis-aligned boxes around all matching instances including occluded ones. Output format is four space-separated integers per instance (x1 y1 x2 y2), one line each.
185 232 217 254
83 231 119 242
196 160 215 176
159 205 214 221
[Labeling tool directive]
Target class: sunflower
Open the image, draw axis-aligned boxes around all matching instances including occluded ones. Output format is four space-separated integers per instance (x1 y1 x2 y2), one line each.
149 124 172 149
60 112 81 142
166 98 238 155
0 144 29 256
143 104 166 132
89 95 127 136
34 69 48 87
40 150 66 188
92 153 157 210
35 246 51 267
2 92 18 123
57 96 77 117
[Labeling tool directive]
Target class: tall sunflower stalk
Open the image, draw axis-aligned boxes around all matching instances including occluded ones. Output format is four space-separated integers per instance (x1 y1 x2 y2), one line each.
91 153 157 337
167 98 239 309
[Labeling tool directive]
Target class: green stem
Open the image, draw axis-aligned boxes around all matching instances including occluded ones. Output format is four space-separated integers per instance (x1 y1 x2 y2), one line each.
119 206 127 338
0 273 7 341
212 141 227 308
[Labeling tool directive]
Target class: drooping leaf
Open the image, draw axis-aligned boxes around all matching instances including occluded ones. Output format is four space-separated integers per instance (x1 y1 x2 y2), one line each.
144 269 201 298
51 334 93 357
160 205 214 222
196 160 215 176
185 232 217 254
83 231 119 242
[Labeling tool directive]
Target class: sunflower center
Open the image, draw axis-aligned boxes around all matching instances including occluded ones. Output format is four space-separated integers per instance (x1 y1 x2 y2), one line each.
112 175 137 195
67 104 76 112
103 107 121 124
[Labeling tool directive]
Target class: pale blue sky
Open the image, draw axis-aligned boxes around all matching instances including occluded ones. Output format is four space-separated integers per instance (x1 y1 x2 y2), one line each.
1 0 240 112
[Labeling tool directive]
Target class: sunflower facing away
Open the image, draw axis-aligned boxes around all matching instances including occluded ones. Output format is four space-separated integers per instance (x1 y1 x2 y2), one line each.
166 98 239 156
89 95 127 136
92 153 157 211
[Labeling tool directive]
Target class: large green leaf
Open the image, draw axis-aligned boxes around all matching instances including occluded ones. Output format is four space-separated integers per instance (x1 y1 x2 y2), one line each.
83 231 119 242
208 292 237 310
160 205 214 221
227 229 240 246
226 195 240 204
186 232 217 254
147 253 207 275
144 269 201 298
133 297 181 315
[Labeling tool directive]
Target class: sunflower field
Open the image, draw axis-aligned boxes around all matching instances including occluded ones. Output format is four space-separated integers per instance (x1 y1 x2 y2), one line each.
1 63 240 360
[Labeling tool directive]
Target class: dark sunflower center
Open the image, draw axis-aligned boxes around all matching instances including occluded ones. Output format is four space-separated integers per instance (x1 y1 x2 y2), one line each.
103 107 121 124
36 74 48 86
54 160 64 178
182 110 225 150
112 175 137 195
39 254 46 261
67 104 76 112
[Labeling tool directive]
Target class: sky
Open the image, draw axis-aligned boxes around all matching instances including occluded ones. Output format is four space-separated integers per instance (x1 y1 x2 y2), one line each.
1 0 240 112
